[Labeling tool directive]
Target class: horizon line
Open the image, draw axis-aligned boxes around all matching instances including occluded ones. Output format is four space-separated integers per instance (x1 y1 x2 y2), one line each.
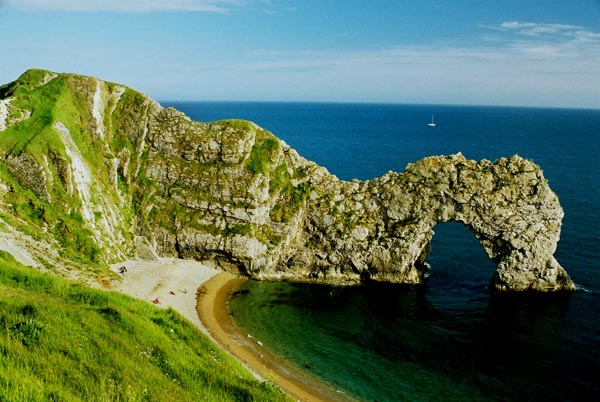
157 99 600 112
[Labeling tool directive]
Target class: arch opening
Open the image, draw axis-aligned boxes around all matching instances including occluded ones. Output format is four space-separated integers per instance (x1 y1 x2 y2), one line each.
425 221 496 295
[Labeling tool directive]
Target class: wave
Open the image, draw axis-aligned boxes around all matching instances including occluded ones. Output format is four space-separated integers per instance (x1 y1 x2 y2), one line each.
575 284 600 295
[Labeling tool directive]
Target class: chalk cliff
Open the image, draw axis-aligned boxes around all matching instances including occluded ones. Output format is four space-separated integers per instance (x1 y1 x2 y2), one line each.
0 70 575 291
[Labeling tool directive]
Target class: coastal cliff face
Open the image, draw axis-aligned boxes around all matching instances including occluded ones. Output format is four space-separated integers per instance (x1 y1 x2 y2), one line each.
0 69 575 291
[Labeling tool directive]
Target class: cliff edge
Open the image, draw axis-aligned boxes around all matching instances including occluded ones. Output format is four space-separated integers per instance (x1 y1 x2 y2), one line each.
0 69 575 291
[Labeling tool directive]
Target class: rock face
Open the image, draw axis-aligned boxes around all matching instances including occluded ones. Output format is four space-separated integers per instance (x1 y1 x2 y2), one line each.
0 69 575 291
298 154 573 291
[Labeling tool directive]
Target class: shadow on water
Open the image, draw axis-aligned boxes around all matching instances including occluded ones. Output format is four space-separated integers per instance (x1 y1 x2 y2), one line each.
229 222 599 401
232 279 600 401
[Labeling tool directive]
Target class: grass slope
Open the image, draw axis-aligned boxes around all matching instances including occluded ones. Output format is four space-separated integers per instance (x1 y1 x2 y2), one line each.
0 69 121 270
0 252 289 402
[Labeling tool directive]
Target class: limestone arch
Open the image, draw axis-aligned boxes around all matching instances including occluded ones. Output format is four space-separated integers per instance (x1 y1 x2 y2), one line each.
373 154 576 292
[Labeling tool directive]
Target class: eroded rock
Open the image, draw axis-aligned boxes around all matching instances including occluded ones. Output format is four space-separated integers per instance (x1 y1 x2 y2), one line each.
138 102 574 291
0 70 575 291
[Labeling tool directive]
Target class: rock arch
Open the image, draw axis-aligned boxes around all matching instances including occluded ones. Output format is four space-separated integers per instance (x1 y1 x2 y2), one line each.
293 153 575 292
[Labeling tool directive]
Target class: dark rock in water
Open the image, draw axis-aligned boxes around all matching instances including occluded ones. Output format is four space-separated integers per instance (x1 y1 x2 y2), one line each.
0 69 575 291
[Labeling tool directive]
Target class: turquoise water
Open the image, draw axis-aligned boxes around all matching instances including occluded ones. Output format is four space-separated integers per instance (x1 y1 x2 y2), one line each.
164 102 600 401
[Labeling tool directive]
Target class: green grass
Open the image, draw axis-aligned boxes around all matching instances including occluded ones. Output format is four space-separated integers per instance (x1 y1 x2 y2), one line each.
222 224 252 237
0 70 136 269
0 251 290 402
269 182 311 224
246 136 279 175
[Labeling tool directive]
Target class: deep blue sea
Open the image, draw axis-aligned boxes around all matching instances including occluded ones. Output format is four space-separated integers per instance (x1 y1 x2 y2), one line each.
164 102 600 401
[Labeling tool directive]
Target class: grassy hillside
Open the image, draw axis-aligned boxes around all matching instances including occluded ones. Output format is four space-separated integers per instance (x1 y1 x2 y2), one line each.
0 251 289 401
0 69 137 274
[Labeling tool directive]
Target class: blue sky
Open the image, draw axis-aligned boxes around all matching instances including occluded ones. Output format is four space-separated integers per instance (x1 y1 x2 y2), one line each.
1 1 599 108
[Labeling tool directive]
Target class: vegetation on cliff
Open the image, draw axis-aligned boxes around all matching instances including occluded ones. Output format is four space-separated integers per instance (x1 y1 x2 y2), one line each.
0 69 133 274
0 69 574 291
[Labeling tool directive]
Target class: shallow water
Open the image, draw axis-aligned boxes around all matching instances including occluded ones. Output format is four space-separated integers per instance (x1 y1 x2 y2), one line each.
164 101 600 401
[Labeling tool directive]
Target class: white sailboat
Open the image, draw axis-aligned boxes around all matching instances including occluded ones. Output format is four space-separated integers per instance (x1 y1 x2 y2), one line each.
428 114 436 127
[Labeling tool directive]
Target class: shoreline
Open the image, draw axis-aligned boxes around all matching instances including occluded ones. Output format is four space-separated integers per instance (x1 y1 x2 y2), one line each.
109 259 355 401
109 258 220 337
196 272 356 402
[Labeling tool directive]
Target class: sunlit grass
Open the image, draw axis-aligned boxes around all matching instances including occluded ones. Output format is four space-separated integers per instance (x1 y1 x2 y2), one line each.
0 251 290 401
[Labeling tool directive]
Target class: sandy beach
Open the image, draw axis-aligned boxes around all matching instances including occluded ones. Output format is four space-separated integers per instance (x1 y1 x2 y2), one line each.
110 258 220 337
197 272 356 402
111 258 354 402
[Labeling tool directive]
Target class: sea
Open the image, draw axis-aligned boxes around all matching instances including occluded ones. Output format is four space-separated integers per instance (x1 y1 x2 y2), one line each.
163 101 600 402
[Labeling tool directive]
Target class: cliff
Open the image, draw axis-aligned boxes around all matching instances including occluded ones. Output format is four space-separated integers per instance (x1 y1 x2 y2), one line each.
0 69 575 291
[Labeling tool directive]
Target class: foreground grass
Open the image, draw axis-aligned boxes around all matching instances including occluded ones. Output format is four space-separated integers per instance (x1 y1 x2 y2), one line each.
0 251 290 401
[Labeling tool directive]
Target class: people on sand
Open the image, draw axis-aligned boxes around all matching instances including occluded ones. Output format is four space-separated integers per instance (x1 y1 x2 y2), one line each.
119 266 127 274
152 298 160 304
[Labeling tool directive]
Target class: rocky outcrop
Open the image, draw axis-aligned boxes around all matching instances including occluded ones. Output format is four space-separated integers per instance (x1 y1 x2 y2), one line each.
0 69 575 291
297 153 573 291
136 108 573 291
5 153 51 202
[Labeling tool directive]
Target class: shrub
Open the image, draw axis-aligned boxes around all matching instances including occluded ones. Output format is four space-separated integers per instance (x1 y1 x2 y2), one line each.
9 319 44 346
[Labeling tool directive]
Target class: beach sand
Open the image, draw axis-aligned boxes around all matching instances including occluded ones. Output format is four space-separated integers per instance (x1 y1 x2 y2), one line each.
197 272 356 402
110 258 219 337
111 259 354 402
